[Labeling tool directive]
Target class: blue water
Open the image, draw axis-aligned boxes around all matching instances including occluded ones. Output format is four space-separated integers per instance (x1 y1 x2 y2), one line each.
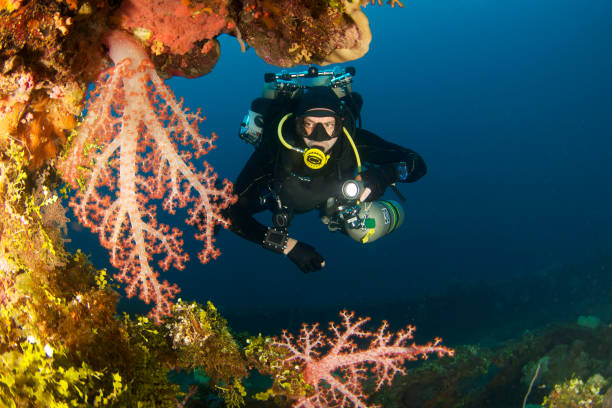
68 0 612 341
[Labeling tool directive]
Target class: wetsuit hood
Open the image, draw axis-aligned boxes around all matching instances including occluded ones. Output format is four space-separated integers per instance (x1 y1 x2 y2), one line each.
295 86 343 118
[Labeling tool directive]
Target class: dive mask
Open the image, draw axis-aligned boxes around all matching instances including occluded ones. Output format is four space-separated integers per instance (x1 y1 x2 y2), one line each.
306 122 337 141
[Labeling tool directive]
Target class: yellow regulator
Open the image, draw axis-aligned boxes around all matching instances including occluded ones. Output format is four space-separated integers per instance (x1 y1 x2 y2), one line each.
303 148 329 169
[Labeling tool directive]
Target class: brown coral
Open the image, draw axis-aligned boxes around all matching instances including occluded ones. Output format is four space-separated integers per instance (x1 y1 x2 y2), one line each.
1 80 85 169
236 0 372 67
0 0 114 169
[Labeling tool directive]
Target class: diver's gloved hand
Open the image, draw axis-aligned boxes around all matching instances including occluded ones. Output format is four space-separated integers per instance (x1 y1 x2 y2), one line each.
358 166 393 202
287 242 325 273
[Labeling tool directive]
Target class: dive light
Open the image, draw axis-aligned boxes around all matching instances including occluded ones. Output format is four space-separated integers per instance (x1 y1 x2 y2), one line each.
327 179 406 244
341 179 363 201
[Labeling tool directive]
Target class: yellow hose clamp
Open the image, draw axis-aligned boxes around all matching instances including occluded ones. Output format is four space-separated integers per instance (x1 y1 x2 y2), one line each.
361 228 376 244
303 148 329 169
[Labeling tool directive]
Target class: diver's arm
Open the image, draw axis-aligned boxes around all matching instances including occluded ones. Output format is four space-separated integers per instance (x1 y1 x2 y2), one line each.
226 202 324 272
223 150 272 246
224 197 268 245
225 151 319 269
355 128 427 183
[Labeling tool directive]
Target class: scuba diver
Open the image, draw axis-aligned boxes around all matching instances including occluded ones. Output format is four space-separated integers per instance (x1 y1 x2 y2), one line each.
225 66 426 273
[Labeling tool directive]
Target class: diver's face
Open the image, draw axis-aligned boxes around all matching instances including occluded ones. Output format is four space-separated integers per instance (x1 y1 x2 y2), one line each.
302 116 338 153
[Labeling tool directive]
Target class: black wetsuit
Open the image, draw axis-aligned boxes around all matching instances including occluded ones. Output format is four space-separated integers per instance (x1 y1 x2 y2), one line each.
224 95 427 247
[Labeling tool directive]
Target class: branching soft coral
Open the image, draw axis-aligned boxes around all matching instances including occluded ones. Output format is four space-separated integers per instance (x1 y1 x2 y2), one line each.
249 311 454 408
58 30 235 321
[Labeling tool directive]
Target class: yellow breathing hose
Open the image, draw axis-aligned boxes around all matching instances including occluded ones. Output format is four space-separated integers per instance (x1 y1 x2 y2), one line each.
277 113 303 153
343 126 361 174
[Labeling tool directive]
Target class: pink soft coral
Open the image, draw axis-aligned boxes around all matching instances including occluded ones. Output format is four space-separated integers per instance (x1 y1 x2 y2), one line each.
275 311 454 408
59 30 235 320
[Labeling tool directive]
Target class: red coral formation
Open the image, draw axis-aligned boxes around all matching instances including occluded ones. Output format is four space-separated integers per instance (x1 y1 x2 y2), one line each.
151 38 221 79
114 0 232 78
112 0 377 73
116 0 230 55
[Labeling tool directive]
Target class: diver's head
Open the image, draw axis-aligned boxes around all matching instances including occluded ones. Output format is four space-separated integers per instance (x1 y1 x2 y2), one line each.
295 87 343 153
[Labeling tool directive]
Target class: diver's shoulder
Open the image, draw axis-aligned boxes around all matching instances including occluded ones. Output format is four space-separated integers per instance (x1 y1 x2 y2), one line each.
352 127 380 142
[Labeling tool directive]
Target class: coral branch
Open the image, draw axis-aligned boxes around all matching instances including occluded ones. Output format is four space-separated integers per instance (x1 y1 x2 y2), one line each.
273 311 454 408
58 30 235 320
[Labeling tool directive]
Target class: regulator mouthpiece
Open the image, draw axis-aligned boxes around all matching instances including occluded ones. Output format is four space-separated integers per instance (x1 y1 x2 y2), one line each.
304 148 329 169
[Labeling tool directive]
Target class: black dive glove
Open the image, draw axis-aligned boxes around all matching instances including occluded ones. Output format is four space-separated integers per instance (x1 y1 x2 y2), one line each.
287 242 325 273
359 166 395 202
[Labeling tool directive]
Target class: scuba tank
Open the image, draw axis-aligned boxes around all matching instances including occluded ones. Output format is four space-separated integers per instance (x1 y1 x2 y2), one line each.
321 179 405 244
343 200 405 244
